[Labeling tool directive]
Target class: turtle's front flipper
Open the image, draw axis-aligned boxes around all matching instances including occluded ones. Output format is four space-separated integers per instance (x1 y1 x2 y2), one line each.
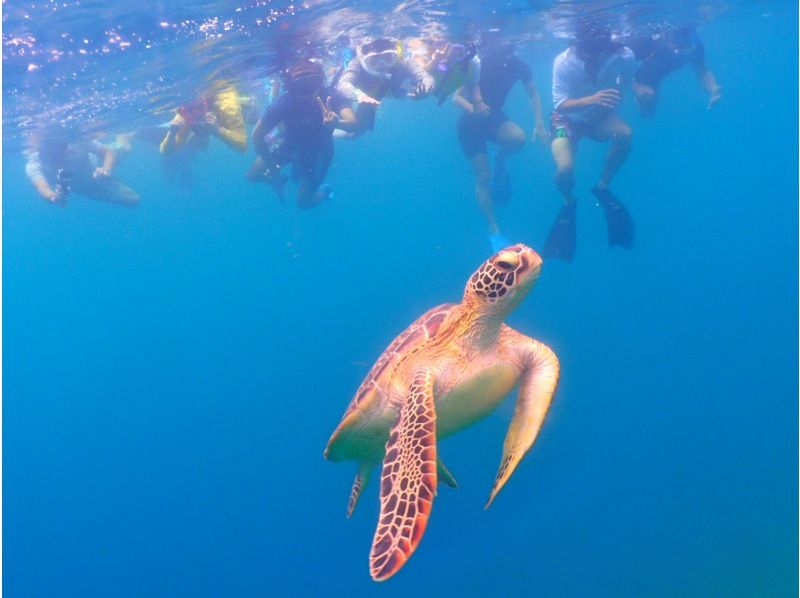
370 369 437 582
486 340 559 509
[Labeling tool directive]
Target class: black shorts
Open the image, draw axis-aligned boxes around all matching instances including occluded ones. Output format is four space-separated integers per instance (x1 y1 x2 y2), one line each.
457 111 510 159
274 141 333 186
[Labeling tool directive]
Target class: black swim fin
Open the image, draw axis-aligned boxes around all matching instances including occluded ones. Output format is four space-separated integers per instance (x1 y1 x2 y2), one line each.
592 186 635 248
542 202 577 262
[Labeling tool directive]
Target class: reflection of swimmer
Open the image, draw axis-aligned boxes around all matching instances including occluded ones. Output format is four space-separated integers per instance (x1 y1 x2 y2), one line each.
246 60 357 209
336 38 435 136
627 26 722 117
545 23 637 261
452 37 547 250
24 126 139 207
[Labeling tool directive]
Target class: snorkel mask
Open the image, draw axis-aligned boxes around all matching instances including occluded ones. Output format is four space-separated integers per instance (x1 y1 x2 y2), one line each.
358 38 400 79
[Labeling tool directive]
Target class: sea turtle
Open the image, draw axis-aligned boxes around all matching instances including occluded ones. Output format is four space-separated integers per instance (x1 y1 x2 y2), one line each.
324 244 560 581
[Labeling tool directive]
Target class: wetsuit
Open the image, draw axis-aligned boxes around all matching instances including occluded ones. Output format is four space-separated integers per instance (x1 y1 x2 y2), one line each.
457 48 532 158
255 85 348 185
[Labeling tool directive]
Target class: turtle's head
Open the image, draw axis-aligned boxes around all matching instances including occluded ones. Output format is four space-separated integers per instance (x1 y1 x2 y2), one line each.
464 244 542 315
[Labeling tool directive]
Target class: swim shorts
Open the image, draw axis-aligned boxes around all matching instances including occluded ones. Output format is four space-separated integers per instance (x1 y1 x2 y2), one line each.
457 111 510 159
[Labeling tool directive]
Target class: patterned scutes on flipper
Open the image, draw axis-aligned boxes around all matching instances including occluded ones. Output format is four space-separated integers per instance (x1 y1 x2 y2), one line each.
342 304 455 418
369 369 437 582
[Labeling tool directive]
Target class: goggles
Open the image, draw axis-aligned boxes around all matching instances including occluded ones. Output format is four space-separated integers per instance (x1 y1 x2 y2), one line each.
362 49 397 71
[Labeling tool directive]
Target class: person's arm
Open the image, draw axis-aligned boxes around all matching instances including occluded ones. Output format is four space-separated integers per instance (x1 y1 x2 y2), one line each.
337 62 380 105
91 140 117 177
159 113 185 154
452 85 476 113
403 56 435 98
25 152 60 202
688 40 722 109
251 103 282 159
523 80 548 143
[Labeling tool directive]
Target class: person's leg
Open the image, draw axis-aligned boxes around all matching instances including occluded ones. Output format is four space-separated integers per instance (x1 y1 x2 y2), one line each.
592 114 632 190
493 120 526 162
296 146 333 209
470 153 499 234
587 115 635 248
247 153 288 199
550 136 577 205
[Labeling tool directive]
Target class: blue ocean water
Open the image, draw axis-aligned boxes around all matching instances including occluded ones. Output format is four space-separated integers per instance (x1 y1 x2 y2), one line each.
3 1 798 595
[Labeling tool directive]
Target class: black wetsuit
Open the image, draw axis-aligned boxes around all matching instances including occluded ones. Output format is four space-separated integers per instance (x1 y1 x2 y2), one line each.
457 48 532 158
628 34 705 89
256 85 348 184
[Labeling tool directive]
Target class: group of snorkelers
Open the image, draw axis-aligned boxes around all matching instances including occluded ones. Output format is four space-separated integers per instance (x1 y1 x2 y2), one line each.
23 21 721 260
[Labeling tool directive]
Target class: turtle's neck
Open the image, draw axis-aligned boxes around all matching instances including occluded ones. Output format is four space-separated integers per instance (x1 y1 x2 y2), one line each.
452 303 506 354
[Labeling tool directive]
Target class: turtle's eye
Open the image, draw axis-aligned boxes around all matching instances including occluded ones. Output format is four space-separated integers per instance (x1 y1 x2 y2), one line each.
494 252 519 271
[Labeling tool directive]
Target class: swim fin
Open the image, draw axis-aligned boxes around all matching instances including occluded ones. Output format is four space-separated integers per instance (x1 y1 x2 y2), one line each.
592 186 634 248
542 202 577 262
489 231 512 253
491 159 511 206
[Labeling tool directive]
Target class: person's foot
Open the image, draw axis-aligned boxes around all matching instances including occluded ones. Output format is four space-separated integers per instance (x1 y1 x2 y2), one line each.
315 184 334 202
542 202 577 262
491 158 511 206
591 186 635 248
489 231 512 253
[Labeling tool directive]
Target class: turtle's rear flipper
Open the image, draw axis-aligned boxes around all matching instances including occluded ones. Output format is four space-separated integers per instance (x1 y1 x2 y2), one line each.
346 464 372 518
370 369 437 582
437 458 458 489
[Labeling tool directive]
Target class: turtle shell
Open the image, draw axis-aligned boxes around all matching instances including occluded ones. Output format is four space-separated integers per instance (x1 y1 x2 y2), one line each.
341 303 456 419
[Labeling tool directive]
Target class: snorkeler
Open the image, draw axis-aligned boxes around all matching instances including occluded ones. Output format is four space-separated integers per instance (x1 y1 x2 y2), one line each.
24 126 139 206
406 37 482 105
336 38 435 136
544 23 639 261
159 85 248 188
626 26 723 118
452 35 548 252
246 60 357 209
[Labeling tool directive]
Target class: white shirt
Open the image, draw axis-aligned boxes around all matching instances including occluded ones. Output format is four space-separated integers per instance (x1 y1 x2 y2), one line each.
552 46 635 122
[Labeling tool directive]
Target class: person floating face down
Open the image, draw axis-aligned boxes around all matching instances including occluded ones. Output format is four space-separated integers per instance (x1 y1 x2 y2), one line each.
247 60 357 209
543 23 639 262
451 36 548 252
626 25 723 117
24 126 139 207
336 38 436 136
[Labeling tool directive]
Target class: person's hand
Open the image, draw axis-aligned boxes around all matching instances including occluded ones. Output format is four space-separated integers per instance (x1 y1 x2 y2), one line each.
48 189 67 206
588 88 621 108
407 80 432 98
204 111 219 131
318 96 340 128
93 166 110 179
356 92 381 106
707 86 723 110
533 122 549 145
473 100 491 117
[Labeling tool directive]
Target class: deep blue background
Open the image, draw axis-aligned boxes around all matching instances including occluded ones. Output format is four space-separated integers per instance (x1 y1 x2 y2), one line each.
4 3 797 596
